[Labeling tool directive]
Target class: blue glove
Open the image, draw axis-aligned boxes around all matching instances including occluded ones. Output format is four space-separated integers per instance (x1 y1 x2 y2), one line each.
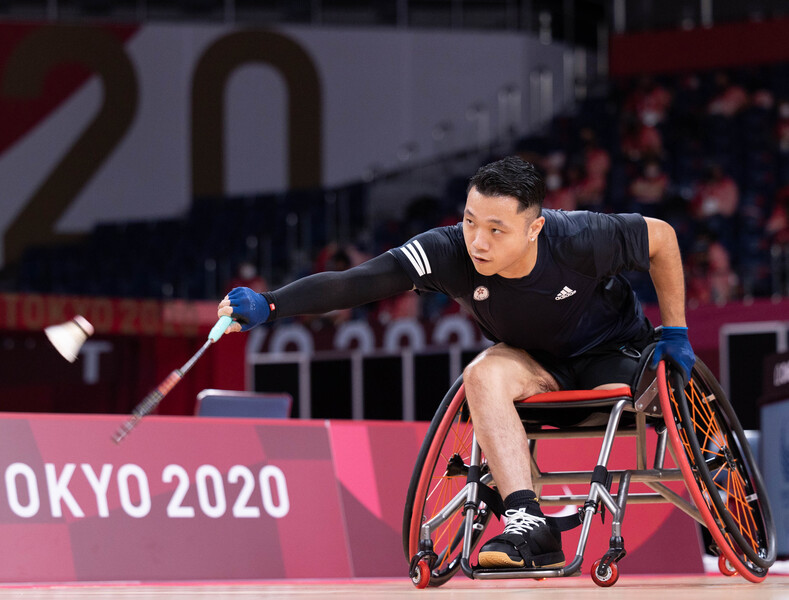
227 287 271 332
650 326 696 388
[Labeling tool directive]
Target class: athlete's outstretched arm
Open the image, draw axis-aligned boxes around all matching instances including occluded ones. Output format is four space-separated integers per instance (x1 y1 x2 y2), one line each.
217 252 414 333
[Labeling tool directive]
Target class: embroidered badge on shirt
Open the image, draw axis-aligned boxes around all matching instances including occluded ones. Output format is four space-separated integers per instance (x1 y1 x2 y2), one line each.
473 286 489 301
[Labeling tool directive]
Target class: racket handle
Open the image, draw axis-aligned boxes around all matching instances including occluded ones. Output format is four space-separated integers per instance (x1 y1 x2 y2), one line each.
208 315 233 343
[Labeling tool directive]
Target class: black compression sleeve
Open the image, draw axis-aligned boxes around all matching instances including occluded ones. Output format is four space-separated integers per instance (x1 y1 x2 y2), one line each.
263 251 414 321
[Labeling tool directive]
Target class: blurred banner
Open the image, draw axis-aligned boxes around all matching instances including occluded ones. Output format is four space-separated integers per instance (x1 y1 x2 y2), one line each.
0 293 219 336
611 17 789 76
0 413 702 583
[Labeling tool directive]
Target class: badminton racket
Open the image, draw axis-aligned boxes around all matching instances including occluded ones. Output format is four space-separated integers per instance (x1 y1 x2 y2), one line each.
112 315 233 444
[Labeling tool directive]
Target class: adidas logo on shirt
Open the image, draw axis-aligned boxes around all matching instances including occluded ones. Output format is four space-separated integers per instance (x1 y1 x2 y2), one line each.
399 241 432 277
555 286 576 300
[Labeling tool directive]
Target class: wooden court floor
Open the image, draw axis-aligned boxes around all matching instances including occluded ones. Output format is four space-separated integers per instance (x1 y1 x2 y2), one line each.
1 575 787 600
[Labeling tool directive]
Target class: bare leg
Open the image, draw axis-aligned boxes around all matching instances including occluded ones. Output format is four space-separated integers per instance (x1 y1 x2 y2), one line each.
462 343 559 500
467 345 632 569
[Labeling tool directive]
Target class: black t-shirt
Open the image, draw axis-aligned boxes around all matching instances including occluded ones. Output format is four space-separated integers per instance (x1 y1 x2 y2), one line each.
389 209 651 359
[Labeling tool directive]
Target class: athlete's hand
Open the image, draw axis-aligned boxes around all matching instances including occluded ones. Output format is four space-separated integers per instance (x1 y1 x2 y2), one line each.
650 326 695 388
217 287 271 333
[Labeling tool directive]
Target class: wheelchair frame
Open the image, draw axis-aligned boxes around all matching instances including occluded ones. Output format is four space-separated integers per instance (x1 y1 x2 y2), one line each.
403 354 776 588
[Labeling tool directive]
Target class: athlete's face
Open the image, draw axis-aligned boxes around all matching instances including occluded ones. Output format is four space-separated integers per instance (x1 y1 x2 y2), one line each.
462 187 544 278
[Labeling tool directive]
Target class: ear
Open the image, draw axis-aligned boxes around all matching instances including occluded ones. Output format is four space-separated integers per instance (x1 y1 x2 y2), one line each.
528 216 545 239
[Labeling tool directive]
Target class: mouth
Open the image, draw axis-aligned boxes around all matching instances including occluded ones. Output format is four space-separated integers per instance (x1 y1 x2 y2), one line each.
471 254 491 265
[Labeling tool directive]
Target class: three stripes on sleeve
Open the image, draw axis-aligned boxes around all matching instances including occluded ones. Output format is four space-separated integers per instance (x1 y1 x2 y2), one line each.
398 241 432 277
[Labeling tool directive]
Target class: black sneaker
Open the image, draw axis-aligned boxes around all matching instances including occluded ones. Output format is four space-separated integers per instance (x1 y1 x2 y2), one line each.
478 508 565 569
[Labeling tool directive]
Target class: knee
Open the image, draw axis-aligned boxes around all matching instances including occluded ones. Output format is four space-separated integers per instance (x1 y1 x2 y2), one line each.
463 354 519 404
463 347 557 404
464 355 502 388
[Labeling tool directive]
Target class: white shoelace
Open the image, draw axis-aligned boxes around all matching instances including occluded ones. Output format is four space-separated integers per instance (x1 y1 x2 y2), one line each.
502 509 546 535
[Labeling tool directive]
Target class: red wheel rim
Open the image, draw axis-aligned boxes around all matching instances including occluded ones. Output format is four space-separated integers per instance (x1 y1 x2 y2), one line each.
657 362 767 583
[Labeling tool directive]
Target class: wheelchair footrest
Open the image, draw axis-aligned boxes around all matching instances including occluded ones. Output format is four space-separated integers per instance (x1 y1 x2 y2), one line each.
545 512 583 532
471 565 581 580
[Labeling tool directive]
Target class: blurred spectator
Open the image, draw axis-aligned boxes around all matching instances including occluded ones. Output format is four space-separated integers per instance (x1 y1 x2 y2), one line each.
752 87 775 111
767 185 789 246
628 160 669 218
227 261 267 292
690 164 739 219
541 150 566 180
374 291 421 323
690 164 739 253
705 238 738 304
625 75 672 126
313 241 369 273
686 233 738 307
767 185 789 296
579 128 611 182
621 115 663 162
777 99 789 153
543 168 577 212
562 163 605 212
707 72 749 118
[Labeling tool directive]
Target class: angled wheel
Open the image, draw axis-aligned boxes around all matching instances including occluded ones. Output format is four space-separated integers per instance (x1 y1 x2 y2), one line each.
591 559 619 587
410 559 431 589
657 360 776 582
718 554 737 577
403 376 492 587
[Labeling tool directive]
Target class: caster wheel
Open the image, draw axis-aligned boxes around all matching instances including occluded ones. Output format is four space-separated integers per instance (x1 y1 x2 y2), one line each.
591 559 619 587
411 559 431 589
718 554 738 577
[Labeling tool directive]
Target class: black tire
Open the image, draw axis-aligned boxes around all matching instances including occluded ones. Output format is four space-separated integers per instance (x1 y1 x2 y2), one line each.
402 376 492 587
659 359 776 581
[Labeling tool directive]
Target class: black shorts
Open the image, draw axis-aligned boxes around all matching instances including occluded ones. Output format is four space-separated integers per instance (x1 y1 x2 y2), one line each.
532 325 656 391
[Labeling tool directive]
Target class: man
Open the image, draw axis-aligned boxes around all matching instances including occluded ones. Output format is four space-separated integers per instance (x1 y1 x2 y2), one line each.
217 156 694 570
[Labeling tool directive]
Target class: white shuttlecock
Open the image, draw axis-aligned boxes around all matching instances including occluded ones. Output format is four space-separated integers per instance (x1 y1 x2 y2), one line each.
44 315 94 363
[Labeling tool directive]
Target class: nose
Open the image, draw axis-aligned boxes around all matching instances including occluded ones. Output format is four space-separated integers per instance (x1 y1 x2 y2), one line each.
473 230 489 252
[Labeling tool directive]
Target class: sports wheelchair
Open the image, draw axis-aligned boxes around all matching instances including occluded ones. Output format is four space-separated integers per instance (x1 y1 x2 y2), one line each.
403 346 776 588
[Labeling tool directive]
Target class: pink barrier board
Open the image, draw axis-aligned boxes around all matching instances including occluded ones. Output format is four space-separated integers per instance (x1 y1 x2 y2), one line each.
0 413 702 583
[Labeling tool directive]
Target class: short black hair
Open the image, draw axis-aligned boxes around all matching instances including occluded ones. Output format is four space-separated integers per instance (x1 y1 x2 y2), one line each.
467 156 545 215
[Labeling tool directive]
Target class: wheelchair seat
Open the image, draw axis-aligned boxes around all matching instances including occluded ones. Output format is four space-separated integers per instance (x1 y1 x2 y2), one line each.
515 387 634 429
517 387 632 404
514 342 662 428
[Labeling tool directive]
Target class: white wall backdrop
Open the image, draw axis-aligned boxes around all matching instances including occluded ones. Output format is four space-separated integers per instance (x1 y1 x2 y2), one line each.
0 22 570 267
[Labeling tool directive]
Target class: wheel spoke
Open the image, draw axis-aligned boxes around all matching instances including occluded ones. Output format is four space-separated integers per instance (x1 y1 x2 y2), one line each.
663 363 775 575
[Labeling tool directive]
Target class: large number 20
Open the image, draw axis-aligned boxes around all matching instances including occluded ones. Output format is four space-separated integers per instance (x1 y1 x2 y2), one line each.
2 26 137 265
1 26 322 265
